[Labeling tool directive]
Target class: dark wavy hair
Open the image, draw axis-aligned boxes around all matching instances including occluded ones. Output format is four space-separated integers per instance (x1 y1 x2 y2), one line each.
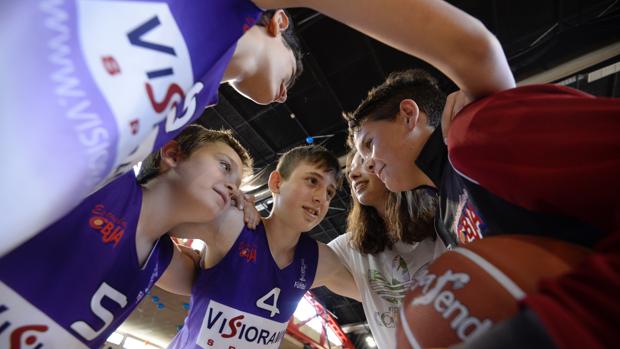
345 150 437 254
344 69 446 133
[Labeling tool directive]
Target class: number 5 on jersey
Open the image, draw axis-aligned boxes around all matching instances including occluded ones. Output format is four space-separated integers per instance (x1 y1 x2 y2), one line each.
256 288 281 318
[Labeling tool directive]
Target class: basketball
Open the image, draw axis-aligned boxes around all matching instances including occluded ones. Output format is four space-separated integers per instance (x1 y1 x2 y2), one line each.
397 235 591 348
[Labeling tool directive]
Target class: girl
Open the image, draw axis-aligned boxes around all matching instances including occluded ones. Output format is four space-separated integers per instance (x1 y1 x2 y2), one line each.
328 150 446 348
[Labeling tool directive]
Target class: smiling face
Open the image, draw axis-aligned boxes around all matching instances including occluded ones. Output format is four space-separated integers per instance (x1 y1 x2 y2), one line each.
353 116 422 192
170 141 244 222
270 162 338 233
348 152 389 210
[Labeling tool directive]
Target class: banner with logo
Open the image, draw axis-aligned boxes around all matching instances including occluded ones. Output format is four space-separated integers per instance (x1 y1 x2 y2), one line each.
0 0 262 255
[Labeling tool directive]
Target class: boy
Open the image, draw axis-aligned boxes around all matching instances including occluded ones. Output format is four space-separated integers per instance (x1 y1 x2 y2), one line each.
156 145 359 349
0 125 254 348
324 0 619 347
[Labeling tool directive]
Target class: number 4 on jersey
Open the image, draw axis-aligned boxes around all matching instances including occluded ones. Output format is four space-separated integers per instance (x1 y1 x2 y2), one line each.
256 287 281 318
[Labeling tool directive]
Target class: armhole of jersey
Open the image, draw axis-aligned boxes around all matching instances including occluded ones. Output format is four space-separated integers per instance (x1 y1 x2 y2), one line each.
140 234 174 271
304 237 320 288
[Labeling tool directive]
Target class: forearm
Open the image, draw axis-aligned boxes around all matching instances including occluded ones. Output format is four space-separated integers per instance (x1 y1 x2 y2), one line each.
254 0 515 97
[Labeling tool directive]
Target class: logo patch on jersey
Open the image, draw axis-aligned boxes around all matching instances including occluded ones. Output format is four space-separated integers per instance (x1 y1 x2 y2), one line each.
238 242 257 263
77 0 198 184
457 201 485 243
0 283 89 349
89 204 126 247
451 192 486 244
293 259 307 290
242 16 257 32
196 300 286 349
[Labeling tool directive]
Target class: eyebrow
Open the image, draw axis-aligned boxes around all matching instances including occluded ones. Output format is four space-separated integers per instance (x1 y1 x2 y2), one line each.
307 171 325 180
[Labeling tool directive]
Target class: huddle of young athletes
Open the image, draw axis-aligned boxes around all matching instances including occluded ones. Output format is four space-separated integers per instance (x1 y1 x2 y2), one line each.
1 0 618 348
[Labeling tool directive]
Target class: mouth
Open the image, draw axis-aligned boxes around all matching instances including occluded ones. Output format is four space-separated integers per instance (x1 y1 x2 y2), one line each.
353 180 368 193
213 187 229 207
302 206 320 221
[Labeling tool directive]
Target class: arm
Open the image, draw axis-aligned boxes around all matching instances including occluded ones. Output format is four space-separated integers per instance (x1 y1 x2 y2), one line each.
312 243 362 302
253 0 515 99
158 204 252 295
156 243 199 296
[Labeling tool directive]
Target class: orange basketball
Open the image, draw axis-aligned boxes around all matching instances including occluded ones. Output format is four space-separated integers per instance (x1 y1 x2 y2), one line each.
396 235 590 348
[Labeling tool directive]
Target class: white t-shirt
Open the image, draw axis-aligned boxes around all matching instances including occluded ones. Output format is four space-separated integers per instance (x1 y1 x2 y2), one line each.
328 234 446 349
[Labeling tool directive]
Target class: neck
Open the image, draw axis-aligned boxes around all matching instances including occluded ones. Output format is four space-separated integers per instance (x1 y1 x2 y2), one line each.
412 126 447 188
137 179 185 242
408 125 438 189
262 213 301 256
374 196 389 221
222 28 262 83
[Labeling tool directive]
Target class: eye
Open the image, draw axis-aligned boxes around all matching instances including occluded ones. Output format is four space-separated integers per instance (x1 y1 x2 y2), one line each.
306 177 318 186
327 189 336 200
220 160 231 173
364 138 373 151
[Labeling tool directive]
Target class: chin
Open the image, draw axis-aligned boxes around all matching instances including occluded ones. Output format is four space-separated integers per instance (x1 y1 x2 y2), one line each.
357 195 370 206
384 180 406 193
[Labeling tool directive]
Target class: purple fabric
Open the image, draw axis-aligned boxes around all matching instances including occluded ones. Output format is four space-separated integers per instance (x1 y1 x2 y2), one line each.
0 172 174 348
168 224 318 349
1 0 263 254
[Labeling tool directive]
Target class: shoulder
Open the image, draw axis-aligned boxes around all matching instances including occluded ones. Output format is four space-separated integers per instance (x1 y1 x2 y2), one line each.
327 233 351 251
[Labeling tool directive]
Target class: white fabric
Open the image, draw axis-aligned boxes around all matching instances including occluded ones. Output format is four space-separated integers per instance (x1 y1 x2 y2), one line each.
328 234 446 349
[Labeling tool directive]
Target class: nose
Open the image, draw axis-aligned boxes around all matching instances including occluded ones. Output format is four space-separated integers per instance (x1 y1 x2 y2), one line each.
312 188 328 206
364 157 377 174
224 182 236 196
348 164 361 182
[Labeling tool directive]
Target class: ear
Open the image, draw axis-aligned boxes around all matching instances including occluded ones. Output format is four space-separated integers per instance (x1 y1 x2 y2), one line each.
160 140 181 172
399 99 421 131
267 170 282 194
266 9 290 37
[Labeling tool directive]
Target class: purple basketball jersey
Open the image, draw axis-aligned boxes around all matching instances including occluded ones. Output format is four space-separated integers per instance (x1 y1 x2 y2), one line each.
1 0 263 255
168 224 318 349
0 172 174 348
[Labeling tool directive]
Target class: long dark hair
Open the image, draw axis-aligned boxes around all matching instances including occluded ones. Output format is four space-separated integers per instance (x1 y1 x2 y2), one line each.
345 150 437 254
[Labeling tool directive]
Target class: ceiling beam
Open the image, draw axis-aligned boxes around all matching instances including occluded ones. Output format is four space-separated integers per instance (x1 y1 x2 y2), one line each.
518 41 620 85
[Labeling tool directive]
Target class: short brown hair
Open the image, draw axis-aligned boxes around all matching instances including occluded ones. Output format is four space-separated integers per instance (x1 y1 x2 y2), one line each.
137 125 253 184
276 145 343 188
344 69 446 133
345 150 436 254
